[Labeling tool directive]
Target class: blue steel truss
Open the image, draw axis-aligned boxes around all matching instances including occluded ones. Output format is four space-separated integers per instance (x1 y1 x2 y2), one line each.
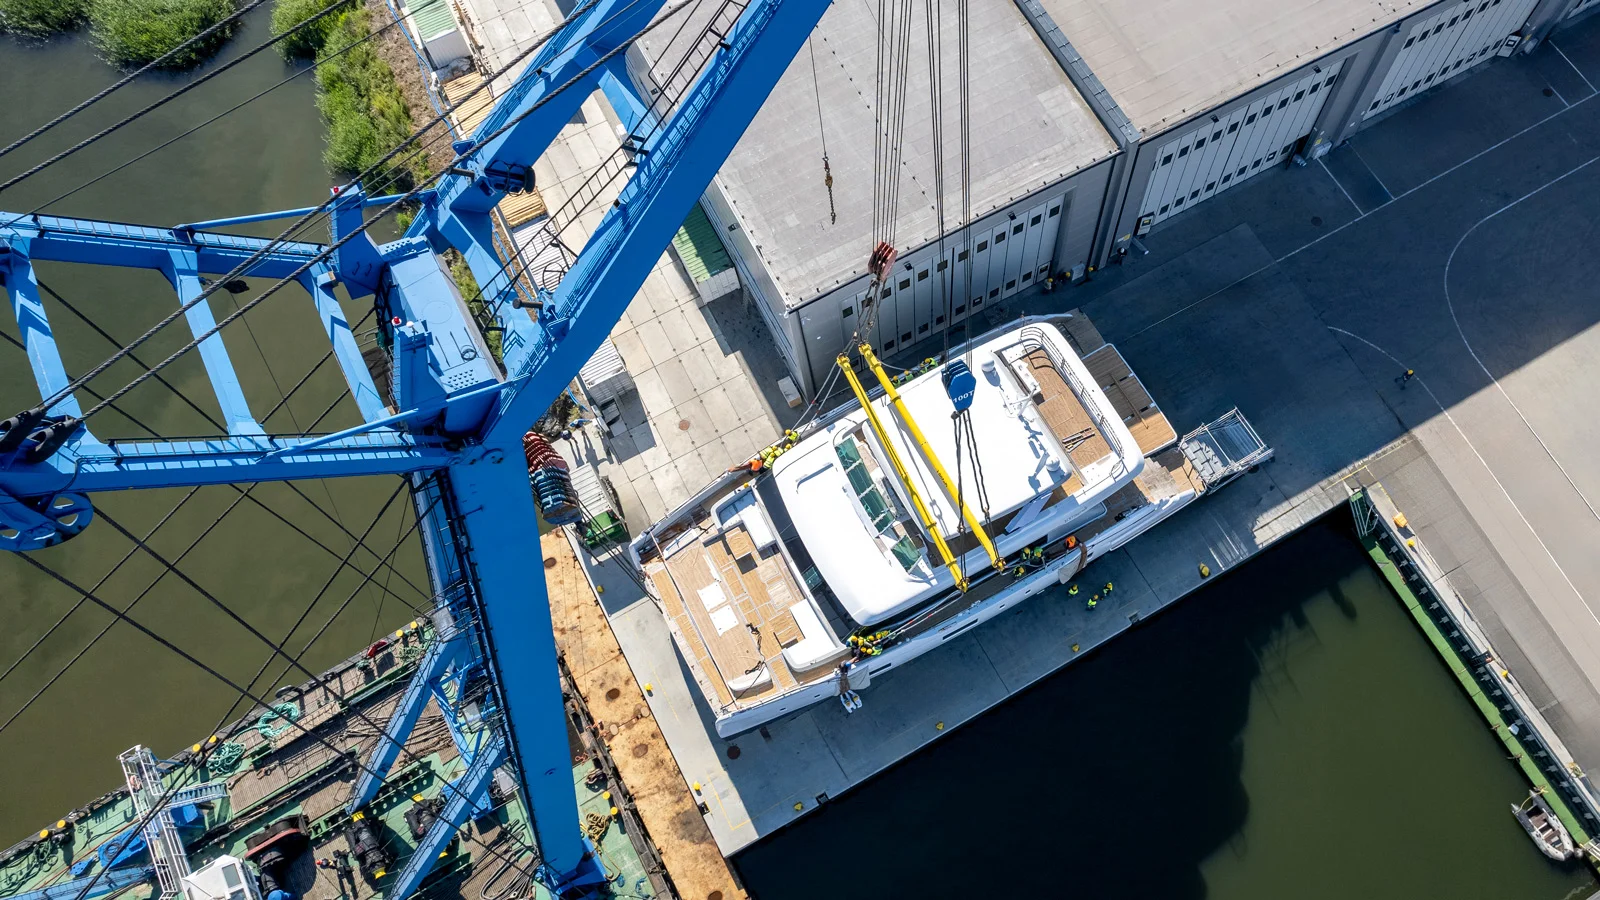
0 0 832 894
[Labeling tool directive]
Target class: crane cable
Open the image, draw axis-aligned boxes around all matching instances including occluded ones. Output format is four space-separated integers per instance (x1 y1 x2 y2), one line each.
0 325 429 702
807 37 836 225
0 0 365 197
36 477 556 873
20 0 690 428
0 475 422 742
0 0 279 163
25 284 431 603
12 551 551 900
8 0 609 416
14 8 408 226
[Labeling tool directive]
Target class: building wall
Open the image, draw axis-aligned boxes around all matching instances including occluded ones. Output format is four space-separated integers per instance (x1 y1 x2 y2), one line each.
699 182 809 385
1104 29 1393 247
692 0 1575 397
1105 0 1555 254
772 157 1116 396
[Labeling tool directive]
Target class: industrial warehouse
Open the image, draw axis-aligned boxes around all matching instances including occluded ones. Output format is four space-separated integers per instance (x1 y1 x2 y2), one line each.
642 0 1596 394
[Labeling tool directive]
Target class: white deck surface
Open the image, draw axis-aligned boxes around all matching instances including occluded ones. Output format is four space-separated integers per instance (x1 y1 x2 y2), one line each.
769 326 1137 624
1033 0 1434 136
637 0 1117 307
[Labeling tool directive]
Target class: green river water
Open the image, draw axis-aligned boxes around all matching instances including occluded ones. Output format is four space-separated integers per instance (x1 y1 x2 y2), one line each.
734 518 1599 899
0 9 426 836
0 17 1595 900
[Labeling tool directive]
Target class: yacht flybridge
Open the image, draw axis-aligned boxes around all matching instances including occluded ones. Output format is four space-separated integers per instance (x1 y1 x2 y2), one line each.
631 314 1270 736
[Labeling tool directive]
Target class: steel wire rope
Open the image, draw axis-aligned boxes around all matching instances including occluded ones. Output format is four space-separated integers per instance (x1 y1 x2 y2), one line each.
59 0 698 429
0 386 408 738
8 556 554 900
0 331 345 693
0 329 431 723
78 478 559 867
464 0 723 325
11 10 407 225
0 0 370 198
30 281 432 604
214 274 403 622
16 0 655 423
25 483 548 899
0 0 279 162
806 38 835 225
191 478 435 743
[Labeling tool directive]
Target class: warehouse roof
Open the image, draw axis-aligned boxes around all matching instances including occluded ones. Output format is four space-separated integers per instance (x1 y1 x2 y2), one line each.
637 0 1118 309
1033 0 1436 136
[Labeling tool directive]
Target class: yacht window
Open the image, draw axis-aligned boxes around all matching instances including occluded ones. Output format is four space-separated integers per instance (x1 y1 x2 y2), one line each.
836 438 894 531
834 435 924 572
890 536 921 569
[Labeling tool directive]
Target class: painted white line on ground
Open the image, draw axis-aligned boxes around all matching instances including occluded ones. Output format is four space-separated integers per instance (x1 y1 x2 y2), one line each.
1441 152 1600 526
1349 143 1393 200
1325 324 1600 632
1553 40 1598 96
1319 157 1363 216
1131 89 1600 340
1282 90 1598 264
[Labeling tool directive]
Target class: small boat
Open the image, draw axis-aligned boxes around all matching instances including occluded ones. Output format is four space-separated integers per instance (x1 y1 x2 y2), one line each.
1513 790 1575 861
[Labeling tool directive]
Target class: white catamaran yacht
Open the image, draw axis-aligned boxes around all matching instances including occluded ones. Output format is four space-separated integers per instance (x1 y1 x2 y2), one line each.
630 314 1268 736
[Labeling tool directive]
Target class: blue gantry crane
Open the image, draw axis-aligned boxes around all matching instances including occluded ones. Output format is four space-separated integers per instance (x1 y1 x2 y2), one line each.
0 0 831 894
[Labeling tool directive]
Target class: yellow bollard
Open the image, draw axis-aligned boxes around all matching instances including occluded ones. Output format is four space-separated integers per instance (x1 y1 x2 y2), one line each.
793 802 804 811
935 721 945 731
1199 563 1211 578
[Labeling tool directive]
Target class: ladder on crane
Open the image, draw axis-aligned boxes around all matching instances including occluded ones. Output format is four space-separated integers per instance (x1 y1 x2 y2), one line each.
118 746 201 900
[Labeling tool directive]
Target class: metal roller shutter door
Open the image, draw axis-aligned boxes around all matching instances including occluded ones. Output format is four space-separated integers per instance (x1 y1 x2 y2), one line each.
1137 62 1345 227
1364 0 1540 119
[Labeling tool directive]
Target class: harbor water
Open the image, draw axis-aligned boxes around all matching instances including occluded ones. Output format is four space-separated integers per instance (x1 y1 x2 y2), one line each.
0 10 424 836
734 517 1598 899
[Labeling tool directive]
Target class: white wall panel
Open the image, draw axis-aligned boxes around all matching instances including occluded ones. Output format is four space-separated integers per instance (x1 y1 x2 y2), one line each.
1136 63 1342 226
1365 0 1538 119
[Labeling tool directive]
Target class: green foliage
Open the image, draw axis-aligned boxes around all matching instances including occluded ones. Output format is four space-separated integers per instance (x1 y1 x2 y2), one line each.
0 0 88 36
315 8 427 192
270 0 346 59
88 0 238 68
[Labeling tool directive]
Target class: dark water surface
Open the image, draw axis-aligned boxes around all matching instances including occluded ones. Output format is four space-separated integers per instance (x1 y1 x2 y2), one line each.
0 12 425 836
735 519 1598 900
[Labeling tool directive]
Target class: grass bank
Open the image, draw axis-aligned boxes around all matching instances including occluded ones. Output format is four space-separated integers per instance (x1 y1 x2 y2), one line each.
1 0 237 67
311 6 429 192
0 0 88 36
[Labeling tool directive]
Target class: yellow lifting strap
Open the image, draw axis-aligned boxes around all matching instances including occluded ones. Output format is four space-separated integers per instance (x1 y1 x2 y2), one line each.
836 354 968 591
858 344 1002 571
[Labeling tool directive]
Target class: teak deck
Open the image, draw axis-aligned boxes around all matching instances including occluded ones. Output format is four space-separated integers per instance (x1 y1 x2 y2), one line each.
646 520 831 712
1083 344 1177 455
1025 348 1109 479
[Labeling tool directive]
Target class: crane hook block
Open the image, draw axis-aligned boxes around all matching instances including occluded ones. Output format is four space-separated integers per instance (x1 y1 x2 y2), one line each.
867 242 896 279
942 360 976 413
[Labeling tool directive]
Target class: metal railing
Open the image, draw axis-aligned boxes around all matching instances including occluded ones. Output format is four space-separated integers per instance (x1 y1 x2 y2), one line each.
504 0 748 297
1016 324 1130 483
1354 489 1600 843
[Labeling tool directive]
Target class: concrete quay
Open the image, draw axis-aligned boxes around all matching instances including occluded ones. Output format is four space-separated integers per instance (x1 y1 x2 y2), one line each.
448 0 1600 860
